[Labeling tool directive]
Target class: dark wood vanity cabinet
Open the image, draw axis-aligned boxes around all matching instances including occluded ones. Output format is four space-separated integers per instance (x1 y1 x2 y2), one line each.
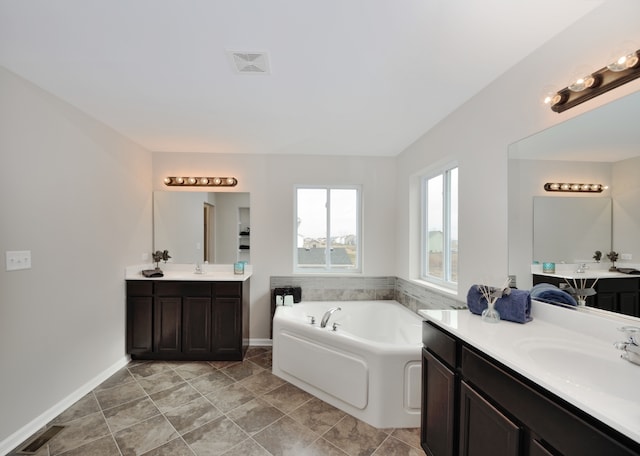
126 279 249 361
533 274 640 317
421 321 640 456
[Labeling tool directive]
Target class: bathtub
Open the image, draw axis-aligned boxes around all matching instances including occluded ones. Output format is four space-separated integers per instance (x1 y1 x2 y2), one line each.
272 300 423 428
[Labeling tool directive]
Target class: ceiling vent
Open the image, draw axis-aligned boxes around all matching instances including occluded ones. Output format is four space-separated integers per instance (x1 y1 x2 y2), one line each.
228 51 270 74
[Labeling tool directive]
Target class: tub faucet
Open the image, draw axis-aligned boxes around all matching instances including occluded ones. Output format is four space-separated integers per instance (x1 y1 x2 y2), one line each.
614 326 640 366
320 307 341 328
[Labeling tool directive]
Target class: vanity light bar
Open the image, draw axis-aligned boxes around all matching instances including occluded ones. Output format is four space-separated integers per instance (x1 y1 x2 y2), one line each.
545 49 640 113
164 176 238 187
544 183 607 193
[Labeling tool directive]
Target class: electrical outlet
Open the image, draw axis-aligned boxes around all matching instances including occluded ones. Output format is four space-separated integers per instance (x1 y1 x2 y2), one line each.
620 253 632 260
6 250 32 271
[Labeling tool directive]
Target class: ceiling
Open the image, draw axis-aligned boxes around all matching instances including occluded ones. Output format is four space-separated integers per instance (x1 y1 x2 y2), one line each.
0 0 604 156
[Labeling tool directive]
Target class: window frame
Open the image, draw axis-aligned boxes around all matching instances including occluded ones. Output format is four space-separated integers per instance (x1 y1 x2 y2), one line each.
293 185 362 274
420 164 458 289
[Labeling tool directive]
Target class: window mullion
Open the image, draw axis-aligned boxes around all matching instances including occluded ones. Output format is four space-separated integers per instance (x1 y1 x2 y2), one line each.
325 189 331 270
443 171 451 282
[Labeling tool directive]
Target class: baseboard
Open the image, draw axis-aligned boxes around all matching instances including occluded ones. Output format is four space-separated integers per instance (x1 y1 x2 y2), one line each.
250 338 272 347
0 355 130 456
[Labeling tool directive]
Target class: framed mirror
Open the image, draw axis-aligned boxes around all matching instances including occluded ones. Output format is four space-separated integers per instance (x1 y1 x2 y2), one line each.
508 89 640 317
153 191 250 264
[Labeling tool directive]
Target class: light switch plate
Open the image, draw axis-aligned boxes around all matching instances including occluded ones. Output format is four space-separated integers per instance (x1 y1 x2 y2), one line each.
6 250 32 271
620 253 632 260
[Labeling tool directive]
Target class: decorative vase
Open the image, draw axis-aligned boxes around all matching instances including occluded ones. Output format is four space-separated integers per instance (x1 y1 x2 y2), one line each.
481 300 501 323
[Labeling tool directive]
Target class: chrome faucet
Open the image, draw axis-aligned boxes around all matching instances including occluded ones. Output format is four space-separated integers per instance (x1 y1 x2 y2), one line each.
320 307 341 328
576 263 588 273
614 326 640 366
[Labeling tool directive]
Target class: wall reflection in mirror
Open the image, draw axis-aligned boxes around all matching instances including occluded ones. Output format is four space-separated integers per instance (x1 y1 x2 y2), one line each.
153 192 250 264
508 89 640 317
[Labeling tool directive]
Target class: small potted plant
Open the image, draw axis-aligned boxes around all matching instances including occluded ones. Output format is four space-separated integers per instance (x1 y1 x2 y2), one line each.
592 250 602 263
152 250 171 270
606 250 619 271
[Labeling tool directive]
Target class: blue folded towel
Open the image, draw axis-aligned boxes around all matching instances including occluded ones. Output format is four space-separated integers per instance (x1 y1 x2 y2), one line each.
466 285 532 323
530 283 577 306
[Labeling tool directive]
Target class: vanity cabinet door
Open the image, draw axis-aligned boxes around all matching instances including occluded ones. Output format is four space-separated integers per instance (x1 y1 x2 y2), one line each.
459 381 521 456
183 297 212 355
154 296 182 354
618 292 639 317
421 348 456 456
126 281 153 355
127 296 153 355
212 297 242 359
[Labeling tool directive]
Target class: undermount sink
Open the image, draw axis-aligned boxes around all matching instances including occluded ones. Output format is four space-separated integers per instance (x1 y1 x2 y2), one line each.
513 337 638 400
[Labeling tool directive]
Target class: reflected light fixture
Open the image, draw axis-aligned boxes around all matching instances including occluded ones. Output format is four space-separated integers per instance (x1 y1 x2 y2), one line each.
545 48 640 113
544 182 608 193
164 176 238 187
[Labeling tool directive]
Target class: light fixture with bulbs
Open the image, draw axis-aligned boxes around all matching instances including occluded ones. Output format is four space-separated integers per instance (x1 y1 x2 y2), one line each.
164 176 238 187
544 48 640 113
544 182 608 193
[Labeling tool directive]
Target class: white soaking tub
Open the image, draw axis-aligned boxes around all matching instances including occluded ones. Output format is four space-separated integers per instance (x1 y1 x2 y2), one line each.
272 300 423 428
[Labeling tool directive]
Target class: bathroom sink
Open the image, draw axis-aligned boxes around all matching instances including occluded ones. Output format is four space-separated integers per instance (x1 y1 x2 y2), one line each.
513 337 637 400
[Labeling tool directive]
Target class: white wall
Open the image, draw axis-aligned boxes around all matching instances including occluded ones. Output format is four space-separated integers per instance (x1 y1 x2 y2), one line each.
152 152 397 339
0 67 152 448
395 0 640 298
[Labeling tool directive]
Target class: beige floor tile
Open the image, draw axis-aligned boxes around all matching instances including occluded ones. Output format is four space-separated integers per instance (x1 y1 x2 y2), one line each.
189 370 235 395
205 383 256 413
227 398 285 435
238 370 286 395
164 396 223 435
220 438 272 456
136 370 185 395
48 412 111 455
182 416 248 456
323 415 388 456
222 360 264 381
102 397 160 433
288 397 346 435
149 381 201 413
113 414 178 456
140 437 195 456
262 383 313 413
252 416 318 456
372 436 424 456
94 381 147 410
52 393 100 424
56 435 121 456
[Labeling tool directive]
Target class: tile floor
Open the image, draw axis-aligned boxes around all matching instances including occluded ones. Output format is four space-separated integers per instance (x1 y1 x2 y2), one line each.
10 347 422 456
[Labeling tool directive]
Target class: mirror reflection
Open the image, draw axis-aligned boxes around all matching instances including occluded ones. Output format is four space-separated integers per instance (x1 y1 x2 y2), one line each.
533 196 611 264
508 89 640 317
153 192 250 264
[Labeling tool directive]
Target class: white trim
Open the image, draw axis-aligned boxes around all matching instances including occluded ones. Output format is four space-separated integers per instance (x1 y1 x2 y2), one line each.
0 356 130 456
249 338 273 347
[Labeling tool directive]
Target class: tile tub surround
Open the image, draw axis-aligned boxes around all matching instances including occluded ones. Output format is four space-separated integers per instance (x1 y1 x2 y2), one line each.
8 348 421 456
270 275 463 313
420 301 640 445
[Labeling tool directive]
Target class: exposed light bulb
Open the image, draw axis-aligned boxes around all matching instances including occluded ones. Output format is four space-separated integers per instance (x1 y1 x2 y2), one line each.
560 184 570 190
549 183 560 190
200 177 209 185
568 75 595 92
226 178 236 185
213 177 222 185
163 177 172 185
188 177 197 184
175 177 184 184
607 52 639 72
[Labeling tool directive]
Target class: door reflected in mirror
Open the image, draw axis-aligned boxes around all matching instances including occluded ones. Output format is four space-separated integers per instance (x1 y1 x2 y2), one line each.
154 192 250 264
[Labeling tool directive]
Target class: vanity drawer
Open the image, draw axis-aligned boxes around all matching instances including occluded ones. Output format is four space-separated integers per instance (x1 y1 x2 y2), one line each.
461 346 637 456
155 281 211 296
127 281 153 296
423 321 457 368
214 282 242 297
598 278 640 292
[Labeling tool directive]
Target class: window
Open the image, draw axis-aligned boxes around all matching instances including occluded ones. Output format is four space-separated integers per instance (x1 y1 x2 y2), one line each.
422 165 458 287
295 186 361 273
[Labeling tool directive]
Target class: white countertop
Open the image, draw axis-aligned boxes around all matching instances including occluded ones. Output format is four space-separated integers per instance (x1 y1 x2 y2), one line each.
125 263 252 281
419 302 640 444
532 263 640 280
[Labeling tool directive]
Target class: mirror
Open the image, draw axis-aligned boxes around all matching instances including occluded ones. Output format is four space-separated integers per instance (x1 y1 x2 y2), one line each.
508 89 640 316
153 192 250 264
533 196 611 264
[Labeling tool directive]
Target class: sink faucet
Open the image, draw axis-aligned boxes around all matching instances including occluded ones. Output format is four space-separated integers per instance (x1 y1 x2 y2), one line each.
194 262 202 274
320 307 341 328
576 263 588 273
614 326 640 366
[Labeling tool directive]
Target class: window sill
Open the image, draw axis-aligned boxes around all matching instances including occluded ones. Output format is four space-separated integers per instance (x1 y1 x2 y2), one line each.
412 278 458 297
